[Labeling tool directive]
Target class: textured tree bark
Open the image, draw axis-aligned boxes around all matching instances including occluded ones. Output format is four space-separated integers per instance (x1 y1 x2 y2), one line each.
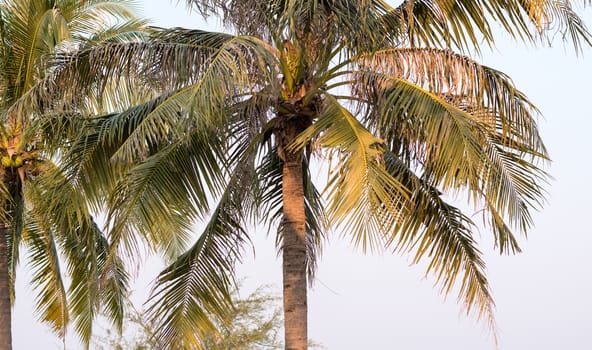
279 116 309 350
282 155 307 350
0 224 12 350
0 165 19 350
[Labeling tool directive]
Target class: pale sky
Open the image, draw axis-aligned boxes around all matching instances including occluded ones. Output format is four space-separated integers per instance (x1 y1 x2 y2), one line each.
12 1 592 349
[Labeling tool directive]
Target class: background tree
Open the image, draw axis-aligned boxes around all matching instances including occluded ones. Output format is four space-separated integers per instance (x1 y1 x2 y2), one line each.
93 284 325 349
19 1 591 349
0 0 146 348
93 286 287 350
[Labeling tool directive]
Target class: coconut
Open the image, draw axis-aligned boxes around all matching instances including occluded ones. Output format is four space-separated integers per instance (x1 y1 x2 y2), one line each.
13 156 23 168
1 156 11 168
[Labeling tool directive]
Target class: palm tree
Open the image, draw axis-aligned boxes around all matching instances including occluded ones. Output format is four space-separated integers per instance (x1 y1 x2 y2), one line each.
21 1 590 349
0 0 147 348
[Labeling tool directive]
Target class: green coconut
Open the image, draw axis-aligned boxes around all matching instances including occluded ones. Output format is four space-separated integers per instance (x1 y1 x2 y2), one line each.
1 155 11 168
13 156 23 168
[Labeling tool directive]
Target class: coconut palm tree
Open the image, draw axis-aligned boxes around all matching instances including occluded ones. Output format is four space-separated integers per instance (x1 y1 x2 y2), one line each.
0 0 147 348
20 1 590 349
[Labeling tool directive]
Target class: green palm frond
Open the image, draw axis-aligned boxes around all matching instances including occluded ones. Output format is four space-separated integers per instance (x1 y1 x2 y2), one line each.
92 228 129 335
358 48 546 153
393 0 505 49
15 29 277 119
25 159 129 346
68 0 143 32
293 95 408 252
384 152 496 332
0 0 146 107
355 56 548 253
48 91 189 209
54 0 144 45
23 211 69 338
280 0 401 51
61 220 129 347
51 112 123 211
107 125 227 261
61 219 129 347
256 146 283 228
392 0 592 51
356 72 493 184
0 0 70 97
479 135 548 253
146 179 251 349
221 93 278 225
355 77 489 186
76 18 149 45
96 90 196 165
59 88 231 216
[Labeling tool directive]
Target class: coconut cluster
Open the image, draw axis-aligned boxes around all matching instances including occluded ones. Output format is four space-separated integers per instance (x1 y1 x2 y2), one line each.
1 154 23 168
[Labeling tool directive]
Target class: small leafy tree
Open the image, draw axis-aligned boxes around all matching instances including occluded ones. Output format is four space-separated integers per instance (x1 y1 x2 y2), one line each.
93 286 285 350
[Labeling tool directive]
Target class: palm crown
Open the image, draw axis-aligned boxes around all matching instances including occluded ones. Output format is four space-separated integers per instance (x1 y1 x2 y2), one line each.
19 0 590 349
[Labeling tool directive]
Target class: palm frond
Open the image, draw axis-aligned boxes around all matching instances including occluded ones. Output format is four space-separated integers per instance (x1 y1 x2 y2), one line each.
25 159 129 346
354 72 491 185
22 208 69 338
0 0 71 96
59 88 238 262
384 152 496 335
355 60 548 253
391 0 592 51
74 18 149 45
357 48 546 154
146 178 252 349
393 0 505 50
13 28 277 120
48 91 189 211
0 0 147 106
479 135 549 253
106 120 228 260
519 0 592 52
356 74 476 172
61 219 130 347
50 112 124 211
293 95 408 252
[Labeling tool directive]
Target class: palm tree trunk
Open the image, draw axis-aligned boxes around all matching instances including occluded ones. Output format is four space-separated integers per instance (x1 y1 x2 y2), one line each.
0 166 19 350
282 155 307 350
279 117 309 350
0 224 12 350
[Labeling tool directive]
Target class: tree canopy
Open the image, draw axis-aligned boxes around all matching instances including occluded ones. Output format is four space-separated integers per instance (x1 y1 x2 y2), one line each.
12 0 591 349
0 0 147 347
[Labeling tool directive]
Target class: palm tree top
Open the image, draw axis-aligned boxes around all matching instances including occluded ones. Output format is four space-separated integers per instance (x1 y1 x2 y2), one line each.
13 0 591 348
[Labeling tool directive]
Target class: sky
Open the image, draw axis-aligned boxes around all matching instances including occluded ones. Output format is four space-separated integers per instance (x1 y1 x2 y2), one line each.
11 1 592 349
